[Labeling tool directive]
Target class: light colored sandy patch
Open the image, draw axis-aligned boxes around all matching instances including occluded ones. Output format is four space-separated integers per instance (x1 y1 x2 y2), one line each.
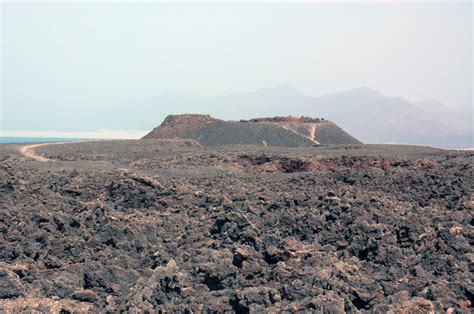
309 125 317 142
0 262 29 271
117 167 130 173
0 298 93 313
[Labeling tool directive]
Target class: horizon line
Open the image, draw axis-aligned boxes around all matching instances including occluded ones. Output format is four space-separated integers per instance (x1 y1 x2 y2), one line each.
0 130 149 139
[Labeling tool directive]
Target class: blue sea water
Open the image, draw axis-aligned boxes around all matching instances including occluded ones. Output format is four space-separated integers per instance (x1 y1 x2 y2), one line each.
0 137 101 143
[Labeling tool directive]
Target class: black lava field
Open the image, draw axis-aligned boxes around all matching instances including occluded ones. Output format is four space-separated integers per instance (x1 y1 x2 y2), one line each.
0 140 472 313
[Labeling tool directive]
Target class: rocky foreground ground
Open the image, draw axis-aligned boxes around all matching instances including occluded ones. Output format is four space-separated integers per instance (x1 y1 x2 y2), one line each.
0 140 472 313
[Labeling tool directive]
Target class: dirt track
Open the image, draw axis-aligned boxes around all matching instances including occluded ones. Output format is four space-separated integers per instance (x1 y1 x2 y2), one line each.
0 140 472 312
19 141 91 162
19 142 57 162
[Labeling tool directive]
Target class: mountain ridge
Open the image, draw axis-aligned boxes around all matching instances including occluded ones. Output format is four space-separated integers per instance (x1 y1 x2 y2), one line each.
146 86 471 147
4 85 470 147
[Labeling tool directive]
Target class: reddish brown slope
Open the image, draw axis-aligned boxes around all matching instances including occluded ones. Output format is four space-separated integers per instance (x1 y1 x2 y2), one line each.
143 114 361 146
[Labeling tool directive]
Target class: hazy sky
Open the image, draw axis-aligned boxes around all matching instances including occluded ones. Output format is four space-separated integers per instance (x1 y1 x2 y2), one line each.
1 1 472 132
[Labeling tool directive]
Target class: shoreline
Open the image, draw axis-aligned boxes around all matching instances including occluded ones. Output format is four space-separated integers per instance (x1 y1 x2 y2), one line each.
0 130 148 140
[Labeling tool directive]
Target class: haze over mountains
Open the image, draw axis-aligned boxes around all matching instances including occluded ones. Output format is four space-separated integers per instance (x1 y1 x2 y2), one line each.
129 86 472 148
3 86 471 148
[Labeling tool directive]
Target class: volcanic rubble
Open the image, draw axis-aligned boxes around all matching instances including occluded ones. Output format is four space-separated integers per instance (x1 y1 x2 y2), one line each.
0 141 472 312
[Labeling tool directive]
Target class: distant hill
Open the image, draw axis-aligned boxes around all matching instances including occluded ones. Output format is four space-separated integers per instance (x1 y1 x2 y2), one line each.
142 114 361 147
5 85 470 147
132 86 472 148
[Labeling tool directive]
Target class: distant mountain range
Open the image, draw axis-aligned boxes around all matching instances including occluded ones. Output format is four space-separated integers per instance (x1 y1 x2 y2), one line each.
143 114 361 147
127 86 472 147
5 86 471 147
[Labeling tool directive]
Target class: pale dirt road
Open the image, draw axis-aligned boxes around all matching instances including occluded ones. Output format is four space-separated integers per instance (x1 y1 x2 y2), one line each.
19 141 88 162
277 124 320 145
18 141 162 187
